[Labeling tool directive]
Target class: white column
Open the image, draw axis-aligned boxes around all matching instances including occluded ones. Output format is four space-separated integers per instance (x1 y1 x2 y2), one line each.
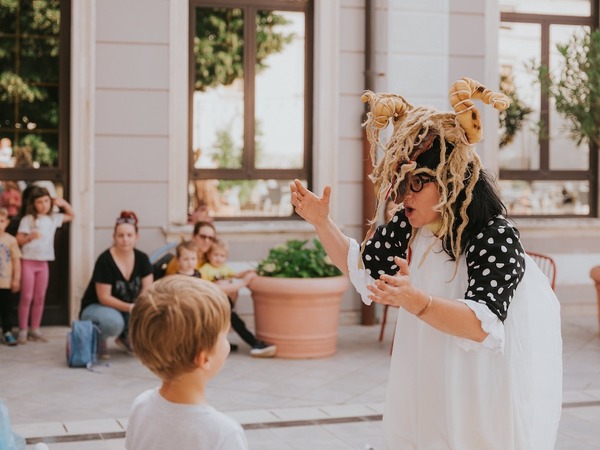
70 0 96 320
168 0 189 226
314 0 341 221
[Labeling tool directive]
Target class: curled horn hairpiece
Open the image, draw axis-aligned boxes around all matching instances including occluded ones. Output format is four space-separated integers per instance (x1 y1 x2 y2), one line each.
361 90 410 129
448 77 510 144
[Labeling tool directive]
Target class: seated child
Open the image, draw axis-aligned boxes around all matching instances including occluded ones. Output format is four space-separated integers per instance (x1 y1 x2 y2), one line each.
200 239 255 301
127 275 249 450
175 239 201 278
175 240 276 358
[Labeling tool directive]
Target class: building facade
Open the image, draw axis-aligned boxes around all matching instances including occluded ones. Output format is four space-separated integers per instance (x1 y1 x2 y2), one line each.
2 0 597 325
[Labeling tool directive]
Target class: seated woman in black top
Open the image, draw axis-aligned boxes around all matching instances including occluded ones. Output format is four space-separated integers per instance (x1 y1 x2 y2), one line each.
80 211 153 358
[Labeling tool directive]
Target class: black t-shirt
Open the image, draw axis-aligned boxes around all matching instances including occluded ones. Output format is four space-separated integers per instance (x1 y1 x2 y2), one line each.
80 248 153 312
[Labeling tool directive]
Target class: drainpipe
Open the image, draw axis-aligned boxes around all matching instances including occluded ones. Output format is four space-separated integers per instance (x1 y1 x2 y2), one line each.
361 0 376 325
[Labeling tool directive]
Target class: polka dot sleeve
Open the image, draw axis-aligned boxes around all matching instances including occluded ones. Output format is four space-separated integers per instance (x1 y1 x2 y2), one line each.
362 209 412 279
465 216 526 322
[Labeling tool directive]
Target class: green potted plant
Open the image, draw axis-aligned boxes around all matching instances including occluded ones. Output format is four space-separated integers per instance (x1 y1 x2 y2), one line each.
249 239 349 359
256 239 342 278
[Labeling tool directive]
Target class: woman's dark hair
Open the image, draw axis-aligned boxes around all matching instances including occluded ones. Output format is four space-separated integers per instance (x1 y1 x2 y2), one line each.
114 210 139 233
442 169 507 259
25 186 52 218
192 220 216 236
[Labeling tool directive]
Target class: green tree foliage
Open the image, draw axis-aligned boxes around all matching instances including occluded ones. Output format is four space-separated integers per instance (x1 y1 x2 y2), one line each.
0 0 61 167
193 8 293 91
535 28 600 148
498 72 533 148
0 72 46 102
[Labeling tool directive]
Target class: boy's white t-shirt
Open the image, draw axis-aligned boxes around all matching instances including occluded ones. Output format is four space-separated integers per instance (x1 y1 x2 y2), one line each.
126 388 249 450
17 214 63 261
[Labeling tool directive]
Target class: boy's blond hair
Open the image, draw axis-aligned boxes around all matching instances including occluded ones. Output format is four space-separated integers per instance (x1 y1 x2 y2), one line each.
0 207 8 219
207 238 228 257
176 239 198 258
130 275 230 381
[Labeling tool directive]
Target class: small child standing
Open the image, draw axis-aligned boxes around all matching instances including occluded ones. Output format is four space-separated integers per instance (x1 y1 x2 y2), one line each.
0 208 21 346
127 275 249 450
16 186 74 343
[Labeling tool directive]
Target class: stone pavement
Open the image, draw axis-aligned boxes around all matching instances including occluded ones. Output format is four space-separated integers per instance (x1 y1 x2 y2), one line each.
0 313 599 449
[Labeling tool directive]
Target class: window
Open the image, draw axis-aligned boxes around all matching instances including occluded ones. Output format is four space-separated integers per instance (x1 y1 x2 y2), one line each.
498 2 598 217
0 0 69 176
189 0 313 220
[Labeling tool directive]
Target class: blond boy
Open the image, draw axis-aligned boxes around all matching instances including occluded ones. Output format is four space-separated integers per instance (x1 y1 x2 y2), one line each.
126 276 249 450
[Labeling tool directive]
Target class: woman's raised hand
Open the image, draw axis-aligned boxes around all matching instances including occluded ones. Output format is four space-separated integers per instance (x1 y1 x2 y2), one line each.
290 179 331 227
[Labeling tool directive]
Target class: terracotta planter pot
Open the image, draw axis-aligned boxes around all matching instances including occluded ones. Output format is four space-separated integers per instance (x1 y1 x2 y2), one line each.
249 275 350 359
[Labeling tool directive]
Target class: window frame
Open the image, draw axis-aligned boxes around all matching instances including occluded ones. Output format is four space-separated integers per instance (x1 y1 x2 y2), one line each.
187 0 313 220
499 5 599 218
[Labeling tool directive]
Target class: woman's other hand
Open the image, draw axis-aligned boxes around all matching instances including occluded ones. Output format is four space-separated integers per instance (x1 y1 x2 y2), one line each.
367 256 425 315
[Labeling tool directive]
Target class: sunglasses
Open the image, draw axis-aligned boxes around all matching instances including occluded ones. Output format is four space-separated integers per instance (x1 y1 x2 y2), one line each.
116 217 137 225
196 233 216 242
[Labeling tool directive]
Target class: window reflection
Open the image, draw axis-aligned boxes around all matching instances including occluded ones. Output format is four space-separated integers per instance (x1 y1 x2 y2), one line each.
499 180 589 215
499 0 590 16
255 11 304 170
188 178 298 220
189 3 311 220
499 22 540 170
0 0 62 168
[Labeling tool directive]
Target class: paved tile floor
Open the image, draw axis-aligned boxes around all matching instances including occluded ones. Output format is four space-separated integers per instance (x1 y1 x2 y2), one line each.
1 312 599 449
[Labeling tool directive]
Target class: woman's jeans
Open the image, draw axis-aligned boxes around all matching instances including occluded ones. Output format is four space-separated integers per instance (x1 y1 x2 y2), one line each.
80 303 129 341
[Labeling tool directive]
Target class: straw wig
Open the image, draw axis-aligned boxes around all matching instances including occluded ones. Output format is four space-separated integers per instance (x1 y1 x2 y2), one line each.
361 77 510 261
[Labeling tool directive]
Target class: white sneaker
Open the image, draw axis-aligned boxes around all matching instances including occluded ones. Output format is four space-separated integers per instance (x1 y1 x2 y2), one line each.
28 329 48 343
17 329 28 344
249 341 277 358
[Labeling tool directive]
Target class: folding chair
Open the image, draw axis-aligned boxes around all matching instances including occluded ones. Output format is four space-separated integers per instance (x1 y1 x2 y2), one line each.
526 250 557 290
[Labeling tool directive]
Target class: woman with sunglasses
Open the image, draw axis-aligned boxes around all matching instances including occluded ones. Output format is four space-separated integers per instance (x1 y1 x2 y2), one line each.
164 221 217 275
80 211 153 358
291 80 561 449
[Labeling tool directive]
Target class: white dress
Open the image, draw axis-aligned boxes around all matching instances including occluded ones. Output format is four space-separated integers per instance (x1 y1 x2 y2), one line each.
348 215 562 450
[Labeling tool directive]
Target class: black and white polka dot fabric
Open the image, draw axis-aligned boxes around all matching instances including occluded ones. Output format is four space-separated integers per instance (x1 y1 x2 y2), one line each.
362 210 526 322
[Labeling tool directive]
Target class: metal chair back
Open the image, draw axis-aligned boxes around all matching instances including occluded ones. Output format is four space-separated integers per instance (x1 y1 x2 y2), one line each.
526 251 557 290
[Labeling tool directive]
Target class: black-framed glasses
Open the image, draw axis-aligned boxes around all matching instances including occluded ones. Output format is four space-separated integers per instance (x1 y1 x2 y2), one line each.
398 174 436 197
196 233 216 242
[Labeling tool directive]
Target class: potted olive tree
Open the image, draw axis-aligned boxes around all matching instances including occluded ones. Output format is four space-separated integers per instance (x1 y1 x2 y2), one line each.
535 27 600 149
248 239 349 359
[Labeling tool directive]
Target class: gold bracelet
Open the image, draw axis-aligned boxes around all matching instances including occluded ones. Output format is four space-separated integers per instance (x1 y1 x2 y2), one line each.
416 294 433 318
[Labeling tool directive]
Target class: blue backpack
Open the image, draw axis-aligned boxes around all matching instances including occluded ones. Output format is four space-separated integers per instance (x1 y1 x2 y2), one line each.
66 320 99 368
